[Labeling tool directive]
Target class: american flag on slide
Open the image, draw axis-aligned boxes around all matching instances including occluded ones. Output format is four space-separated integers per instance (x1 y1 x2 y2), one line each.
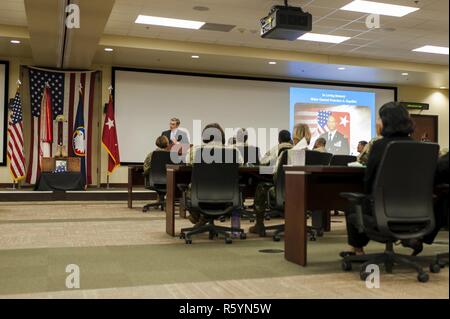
7 89 26 182
296 108 351 140
26 68 98 185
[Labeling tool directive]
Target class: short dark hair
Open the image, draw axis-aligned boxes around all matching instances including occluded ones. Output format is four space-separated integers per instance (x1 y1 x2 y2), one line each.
202 123 225 145
358 140 368 147
379 102 414 137
314 137 327 147
236 128 248 143
278 130 291 144
156 135 169 149
170 118 180 126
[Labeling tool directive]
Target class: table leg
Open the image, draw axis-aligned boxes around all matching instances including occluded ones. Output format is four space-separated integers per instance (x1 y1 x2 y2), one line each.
128 167 133 209
166 169 176 236
285 172 308 266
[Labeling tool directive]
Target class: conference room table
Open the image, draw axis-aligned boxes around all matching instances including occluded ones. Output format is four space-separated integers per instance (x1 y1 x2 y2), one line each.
165 165 266 236
284 166 365 267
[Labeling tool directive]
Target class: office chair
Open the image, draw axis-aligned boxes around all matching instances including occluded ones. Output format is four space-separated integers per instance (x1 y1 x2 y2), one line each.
340 141 439 282
431 184 449 270
330 155 357 166
260 150 322 241
305 150 333 166
180 147 246 244
142 151 177 212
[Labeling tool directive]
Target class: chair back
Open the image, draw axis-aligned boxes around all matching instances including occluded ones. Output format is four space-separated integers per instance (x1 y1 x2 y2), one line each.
190 147 241 216
371 141 439 239
237 145 260 165
274 150 289 209
148 151 177 187
305 150 333 165
330 155 357 166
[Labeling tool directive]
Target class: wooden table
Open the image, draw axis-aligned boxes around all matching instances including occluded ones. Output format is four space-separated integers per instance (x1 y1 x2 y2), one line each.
127 165 145 208
284 166 365 267
165 165 266 236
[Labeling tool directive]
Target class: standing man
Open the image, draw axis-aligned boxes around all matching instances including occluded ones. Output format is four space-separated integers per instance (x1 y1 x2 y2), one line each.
162 118 189 146
320 115 349 155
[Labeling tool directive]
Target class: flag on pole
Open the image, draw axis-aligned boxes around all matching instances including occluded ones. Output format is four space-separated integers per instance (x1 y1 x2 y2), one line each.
39 85 53 162
7 88 26 182
102 94 120 174
73 90 86 186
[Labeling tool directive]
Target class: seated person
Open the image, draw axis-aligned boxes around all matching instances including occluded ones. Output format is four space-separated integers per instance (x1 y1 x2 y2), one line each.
288 123 312 165
185 123 244 225
143 135 170 175
235 128 248 146
260 130 293 166
357 124 382 165
313 137 327 153
250 124 311 236
357 140 368 154
343 102 416 256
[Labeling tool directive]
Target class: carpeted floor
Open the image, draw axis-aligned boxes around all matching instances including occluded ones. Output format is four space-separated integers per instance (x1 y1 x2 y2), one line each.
0 202 448 299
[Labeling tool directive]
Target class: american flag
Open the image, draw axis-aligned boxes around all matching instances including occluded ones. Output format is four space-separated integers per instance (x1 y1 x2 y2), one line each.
296 107 350 141
7 89 26 182
26 68 99 185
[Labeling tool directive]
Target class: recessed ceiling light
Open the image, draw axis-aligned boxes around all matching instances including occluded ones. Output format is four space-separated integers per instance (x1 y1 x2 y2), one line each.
298 33 350 44
135 15 205 30
104 48 114 52
338 67 346 70
191 55 200 59
340 0 419 17
268 61 277 65
402 72 409 76
10 40 21 44
413 45 449 55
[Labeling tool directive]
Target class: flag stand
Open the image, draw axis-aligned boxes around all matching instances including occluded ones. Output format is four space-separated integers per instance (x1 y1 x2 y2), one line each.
106 175 110 189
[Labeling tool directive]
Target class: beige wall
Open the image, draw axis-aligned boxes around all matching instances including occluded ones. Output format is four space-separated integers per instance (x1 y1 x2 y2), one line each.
1 60 449 184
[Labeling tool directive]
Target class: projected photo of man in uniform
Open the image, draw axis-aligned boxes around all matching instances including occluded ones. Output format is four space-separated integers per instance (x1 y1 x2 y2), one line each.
319 114 350 155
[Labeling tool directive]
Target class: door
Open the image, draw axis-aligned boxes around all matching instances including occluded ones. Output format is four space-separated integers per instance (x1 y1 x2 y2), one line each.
410 114 438 143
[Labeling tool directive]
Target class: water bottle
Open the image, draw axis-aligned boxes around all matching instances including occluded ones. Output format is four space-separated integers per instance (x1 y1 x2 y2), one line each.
231 210 241 238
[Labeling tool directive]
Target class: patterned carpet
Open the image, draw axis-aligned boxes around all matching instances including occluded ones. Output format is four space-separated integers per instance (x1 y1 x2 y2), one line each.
0 202 448 299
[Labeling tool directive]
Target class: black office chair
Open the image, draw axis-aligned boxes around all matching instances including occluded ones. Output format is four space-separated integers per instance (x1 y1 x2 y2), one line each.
237 145 261 165
142 151 177 212
340 141 439 282
305 150 333 166
180 147 246 244
330 155 357 166
431 184 449 269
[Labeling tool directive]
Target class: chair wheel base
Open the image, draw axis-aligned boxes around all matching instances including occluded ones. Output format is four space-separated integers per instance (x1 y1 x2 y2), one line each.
273 235 281 242
185 239 192 244
417 272 429 283
430 263 441 274
225 238 233 244
342 260 352 271
239 233 247 240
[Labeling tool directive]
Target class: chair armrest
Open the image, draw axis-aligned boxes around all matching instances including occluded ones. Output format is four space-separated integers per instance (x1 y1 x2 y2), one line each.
340 192 367 204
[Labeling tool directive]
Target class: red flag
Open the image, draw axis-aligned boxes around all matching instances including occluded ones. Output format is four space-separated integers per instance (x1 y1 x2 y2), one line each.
39 86 53 161
102 94 120 174
331 111 351 145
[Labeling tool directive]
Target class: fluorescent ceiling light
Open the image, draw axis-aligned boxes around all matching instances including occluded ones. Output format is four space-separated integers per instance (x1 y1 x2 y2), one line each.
191 55 200 59
135 15 205 29
268 61 277 65
10 40 21 44
413 45 449 55
340 0 419 17
104 48 114 52
401 72 409 76
298 33 350 44
338 67 346 70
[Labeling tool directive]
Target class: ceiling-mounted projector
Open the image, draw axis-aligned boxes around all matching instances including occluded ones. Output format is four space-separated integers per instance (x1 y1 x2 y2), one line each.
260 1 312 41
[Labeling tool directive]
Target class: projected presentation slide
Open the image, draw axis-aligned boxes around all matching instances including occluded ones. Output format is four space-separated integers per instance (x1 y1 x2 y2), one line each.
290 87 376 155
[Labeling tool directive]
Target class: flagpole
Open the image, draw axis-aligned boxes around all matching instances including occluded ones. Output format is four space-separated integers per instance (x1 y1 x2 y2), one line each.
106 85 114 190
7 80 23 191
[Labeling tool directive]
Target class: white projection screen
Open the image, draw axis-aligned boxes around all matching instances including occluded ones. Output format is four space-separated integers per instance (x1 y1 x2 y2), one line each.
0 62 7 166
113 68 396 163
